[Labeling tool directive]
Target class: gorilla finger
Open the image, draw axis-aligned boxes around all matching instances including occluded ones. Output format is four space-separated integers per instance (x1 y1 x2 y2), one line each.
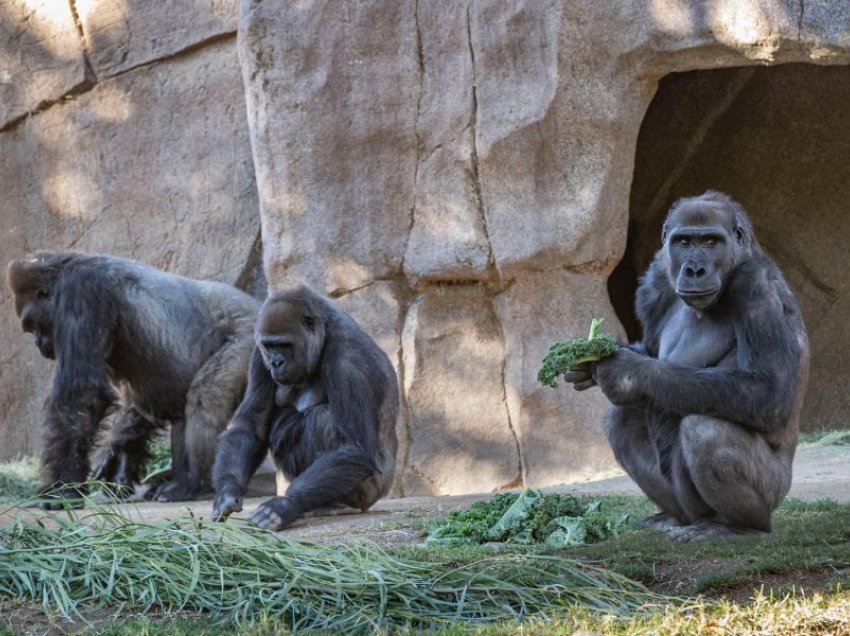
573 379 596 391
213 494 243 522
562 369 591 384
92 451 118 481
250 506 284 531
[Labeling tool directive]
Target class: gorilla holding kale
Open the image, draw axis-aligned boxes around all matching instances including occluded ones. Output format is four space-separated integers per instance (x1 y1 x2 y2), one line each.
6 252 259 507
563 191 809 542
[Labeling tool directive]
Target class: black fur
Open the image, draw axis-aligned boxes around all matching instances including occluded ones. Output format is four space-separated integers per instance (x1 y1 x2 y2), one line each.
6 251 259 508
212 286 399 531
565 191 809 541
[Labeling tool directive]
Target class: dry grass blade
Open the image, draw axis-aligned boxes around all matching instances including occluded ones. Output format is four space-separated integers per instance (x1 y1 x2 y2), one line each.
0 505 662 630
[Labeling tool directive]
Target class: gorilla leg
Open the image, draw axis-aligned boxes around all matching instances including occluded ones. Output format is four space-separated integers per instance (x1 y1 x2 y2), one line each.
93 407 158 496
251 406 378 530
605 405 687 528
668 415 792 542
151 336 252 502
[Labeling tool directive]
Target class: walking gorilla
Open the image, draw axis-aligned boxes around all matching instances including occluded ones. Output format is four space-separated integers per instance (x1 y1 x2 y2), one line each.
6 251 259 507
565 191 808 541
212 286 399 531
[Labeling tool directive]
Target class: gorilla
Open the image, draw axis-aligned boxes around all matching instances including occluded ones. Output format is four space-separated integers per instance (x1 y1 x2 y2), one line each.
6 251 260 507
565 191 809 541
212 286 399 531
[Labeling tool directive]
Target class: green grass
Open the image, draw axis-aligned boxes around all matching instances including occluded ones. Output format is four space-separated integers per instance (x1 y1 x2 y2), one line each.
3 496 850 634
0 446 171 504
7 589 850 636
0 504 660 632
0 458 39 504
4 453 850 634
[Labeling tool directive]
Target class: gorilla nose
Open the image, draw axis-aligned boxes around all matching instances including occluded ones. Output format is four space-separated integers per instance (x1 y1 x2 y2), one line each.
684 263 707 279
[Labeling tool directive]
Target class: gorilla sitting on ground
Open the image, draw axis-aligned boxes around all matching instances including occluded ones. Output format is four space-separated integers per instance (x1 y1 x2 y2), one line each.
212 286 399 531
6 251 260 507
565 191 808 542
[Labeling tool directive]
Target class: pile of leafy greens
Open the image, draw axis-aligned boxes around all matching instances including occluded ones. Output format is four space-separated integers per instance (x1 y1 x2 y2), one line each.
427 489 629 548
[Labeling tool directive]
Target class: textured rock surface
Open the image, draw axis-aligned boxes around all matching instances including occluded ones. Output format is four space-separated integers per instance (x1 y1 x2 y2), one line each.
494 272 620 487
401 285 519 495
240 0 418 293
3 0 850 493
0 0 87 129
76 0 237 78
0 35 258 460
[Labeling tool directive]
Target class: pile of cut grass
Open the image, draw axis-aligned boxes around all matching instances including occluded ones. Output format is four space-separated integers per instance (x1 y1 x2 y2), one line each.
0 506 661 631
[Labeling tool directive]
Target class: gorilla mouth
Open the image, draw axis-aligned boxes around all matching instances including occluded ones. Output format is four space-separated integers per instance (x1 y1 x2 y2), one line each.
678 288 720 309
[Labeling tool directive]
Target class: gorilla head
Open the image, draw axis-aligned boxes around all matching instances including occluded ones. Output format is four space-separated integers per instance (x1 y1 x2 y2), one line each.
661 191 755 311
6 254 69 360
256 293 326 386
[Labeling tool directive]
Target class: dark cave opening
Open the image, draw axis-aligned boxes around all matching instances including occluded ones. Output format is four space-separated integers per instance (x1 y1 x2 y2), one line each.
609 63 850 430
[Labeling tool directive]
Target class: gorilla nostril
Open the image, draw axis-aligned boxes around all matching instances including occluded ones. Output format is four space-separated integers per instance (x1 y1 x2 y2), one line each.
685 265 706 279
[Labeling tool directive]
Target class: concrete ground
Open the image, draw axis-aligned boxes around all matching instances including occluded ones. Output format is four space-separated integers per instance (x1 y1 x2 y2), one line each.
2 444 849 543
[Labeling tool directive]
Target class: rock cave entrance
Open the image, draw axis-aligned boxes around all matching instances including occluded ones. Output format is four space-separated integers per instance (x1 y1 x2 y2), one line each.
609 63 850 431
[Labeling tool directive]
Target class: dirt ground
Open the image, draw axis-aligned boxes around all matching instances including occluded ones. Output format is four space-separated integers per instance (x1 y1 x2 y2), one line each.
3 444 848 544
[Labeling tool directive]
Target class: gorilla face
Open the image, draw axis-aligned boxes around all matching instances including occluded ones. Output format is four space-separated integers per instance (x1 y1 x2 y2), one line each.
256 297 322 386
663 199 746 311
7 261 56 360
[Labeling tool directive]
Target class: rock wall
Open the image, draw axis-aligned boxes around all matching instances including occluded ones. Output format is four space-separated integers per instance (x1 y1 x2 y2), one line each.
0 0 260 459
2 0 850 494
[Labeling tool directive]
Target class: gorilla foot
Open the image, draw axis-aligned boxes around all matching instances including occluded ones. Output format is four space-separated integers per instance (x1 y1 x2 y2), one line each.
146 479 205 503
38 483 87 510
250 496 302 531
666 520 769 543
639 512 683 532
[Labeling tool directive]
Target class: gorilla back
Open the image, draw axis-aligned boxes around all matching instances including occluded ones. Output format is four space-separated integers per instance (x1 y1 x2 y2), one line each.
6 251 260 507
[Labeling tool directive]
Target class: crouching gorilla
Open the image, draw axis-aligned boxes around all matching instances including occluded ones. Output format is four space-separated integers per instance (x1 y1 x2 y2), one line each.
6 251 259 507
212 286 399 531
565 191 809 541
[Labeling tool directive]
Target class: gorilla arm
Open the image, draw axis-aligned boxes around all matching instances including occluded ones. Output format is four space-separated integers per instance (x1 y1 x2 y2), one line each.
594 267 806 435
41 272 119 505
212 348 276 521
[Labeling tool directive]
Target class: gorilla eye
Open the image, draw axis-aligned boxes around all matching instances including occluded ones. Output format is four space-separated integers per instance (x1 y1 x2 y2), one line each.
36 288 49 300
302 315 315 329
704 238 717 247
676 237 691 247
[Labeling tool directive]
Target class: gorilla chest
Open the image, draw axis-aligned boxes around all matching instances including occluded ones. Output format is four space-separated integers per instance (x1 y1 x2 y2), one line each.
658 303 735 368
275 383 328 412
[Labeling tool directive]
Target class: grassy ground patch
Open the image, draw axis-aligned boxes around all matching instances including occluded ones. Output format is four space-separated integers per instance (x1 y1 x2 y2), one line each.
3 452 850 634
0 459 38 504
0 504 658 632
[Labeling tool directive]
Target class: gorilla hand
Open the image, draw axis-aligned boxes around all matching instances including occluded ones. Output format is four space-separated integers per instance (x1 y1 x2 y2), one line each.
212 486 243 522
250 496 301 531
562 361 598 391
594 347 646 405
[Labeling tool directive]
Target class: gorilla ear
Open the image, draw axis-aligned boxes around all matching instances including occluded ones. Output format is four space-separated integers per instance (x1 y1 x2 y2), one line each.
302 315 315 330
735 226 747 244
